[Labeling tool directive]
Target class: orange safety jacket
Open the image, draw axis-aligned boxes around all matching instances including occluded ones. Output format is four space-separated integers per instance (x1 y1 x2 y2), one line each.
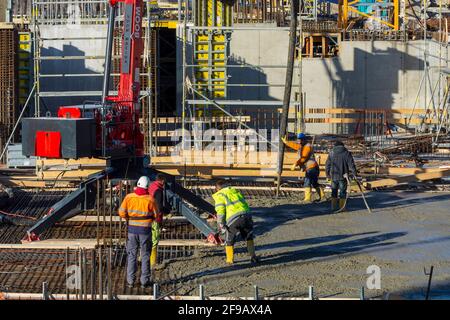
118 192 156 234
284 141 318 171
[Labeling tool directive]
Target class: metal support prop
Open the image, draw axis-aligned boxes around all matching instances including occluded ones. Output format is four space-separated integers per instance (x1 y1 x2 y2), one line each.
276 0 299 196
309 285 314 300
42 282 49 300
254 285 259 300
199 284 205 300
107 247 112 300
153 283 159 300
425 266 434 300
25 169 112 241
101 4 116 105
101 3 117 157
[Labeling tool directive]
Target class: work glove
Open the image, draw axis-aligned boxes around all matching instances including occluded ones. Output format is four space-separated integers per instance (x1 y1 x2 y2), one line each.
155 213 163 224
290 163 297 171
218 224 227 234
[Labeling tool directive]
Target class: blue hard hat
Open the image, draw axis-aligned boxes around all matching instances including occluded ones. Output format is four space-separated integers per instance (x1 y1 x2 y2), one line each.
297 132 306 139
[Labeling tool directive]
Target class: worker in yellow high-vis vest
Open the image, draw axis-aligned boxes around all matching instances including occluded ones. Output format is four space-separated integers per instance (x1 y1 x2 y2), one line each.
212 180 259 264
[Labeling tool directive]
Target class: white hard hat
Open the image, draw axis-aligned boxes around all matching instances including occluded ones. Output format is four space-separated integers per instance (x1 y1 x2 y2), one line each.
136 176 150 189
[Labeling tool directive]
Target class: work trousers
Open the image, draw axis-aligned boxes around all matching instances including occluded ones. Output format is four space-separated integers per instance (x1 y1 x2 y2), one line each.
304 166 320 188
225 215 254 246
126 232 152 286
331 179 348 199
152 222 161 247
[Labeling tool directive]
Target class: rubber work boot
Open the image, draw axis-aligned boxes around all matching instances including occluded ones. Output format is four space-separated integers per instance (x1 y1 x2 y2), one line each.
304 188 312 202
225 246 234 264
150 246 158 268
339 198 346 212
247 240 260 263
315 187 325 201
331 197 338 211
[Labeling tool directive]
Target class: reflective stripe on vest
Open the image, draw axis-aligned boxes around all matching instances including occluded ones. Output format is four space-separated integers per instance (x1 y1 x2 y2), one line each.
212 187 249 224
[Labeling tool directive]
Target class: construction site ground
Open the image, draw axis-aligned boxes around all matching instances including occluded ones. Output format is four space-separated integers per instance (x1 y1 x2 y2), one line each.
163 189 450 300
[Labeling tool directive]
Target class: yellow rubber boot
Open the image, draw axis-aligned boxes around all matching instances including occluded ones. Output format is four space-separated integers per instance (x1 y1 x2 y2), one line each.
315 187 325 201
339 198 346 212
225 246 234 264
304 188 312 202
150 246 158 267
331 198 338 211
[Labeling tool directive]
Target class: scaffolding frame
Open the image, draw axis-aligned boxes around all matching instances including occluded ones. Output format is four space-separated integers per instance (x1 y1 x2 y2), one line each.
31 0 158 156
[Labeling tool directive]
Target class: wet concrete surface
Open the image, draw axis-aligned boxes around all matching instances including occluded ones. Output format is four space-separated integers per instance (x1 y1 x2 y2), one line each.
163 190 450 299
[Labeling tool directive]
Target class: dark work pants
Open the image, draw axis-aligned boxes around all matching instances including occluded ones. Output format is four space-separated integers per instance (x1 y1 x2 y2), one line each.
126 232 152 286
331 179 348 199
304 167 320 188
225 215 254 246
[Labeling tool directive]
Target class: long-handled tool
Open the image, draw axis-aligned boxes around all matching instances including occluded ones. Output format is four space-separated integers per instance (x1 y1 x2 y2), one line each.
352 174 372 214
333 173 372 214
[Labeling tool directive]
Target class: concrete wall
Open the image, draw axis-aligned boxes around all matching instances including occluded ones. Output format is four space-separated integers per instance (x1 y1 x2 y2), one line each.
177 26 447 134
38 25 107 111
39 24 447 135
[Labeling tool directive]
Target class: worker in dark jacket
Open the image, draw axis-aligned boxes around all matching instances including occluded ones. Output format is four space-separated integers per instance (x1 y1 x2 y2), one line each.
148 173 170 268
325 141 357 211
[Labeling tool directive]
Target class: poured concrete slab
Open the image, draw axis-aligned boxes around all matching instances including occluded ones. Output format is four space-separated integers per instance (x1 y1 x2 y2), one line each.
163 190 450 299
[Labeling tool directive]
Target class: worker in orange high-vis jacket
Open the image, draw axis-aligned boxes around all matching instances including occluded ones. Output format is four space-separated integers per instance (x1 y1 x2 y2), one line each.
119 176 157 289
282 133 325 202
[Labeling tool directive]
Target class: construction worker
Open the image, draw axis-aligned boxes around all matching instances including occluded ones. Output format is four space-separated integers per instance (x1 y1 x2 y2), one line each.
325 141 357 212
118 176 157 289
282 133 325 202
148 173 170 269
212 180 259 264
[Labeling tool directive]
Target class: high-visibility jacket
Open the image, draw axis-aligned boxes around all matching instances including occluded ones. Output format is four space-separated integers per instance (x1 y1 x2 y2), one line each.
212 186 250 226
118 192 156 234
284 141 318 171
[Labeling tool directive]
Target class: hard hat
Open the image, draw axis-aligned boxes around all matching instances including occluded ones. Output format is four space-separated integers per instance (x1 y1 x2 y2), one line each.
297 132 306 139
137 176 150 189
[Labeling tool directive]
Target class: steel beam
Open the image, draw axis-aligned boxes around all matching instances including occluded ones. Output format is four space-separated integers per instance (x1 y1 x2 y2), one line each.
25 170 112 241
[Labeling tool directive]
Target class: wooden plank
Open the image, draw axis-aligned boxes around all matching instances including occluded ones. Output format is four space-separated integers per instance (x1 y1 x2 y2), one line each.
38 169 103 180
150 151 327 166
0 238 215 249
0 177 47 188
360 167 446 175
155 167 327 178
192 185 328 193
364 168 450 189
37 158 108 166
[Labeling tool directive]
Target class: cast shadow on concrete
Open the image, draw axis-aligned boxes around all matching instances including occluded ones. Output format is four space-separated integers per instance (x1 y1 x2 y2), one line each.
40 44 102 113
175 231 406 283
393 278 450 300
322 44 424 134
344 191 450 213
236 231 377 253
248 190 450 237
251 200 337 236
